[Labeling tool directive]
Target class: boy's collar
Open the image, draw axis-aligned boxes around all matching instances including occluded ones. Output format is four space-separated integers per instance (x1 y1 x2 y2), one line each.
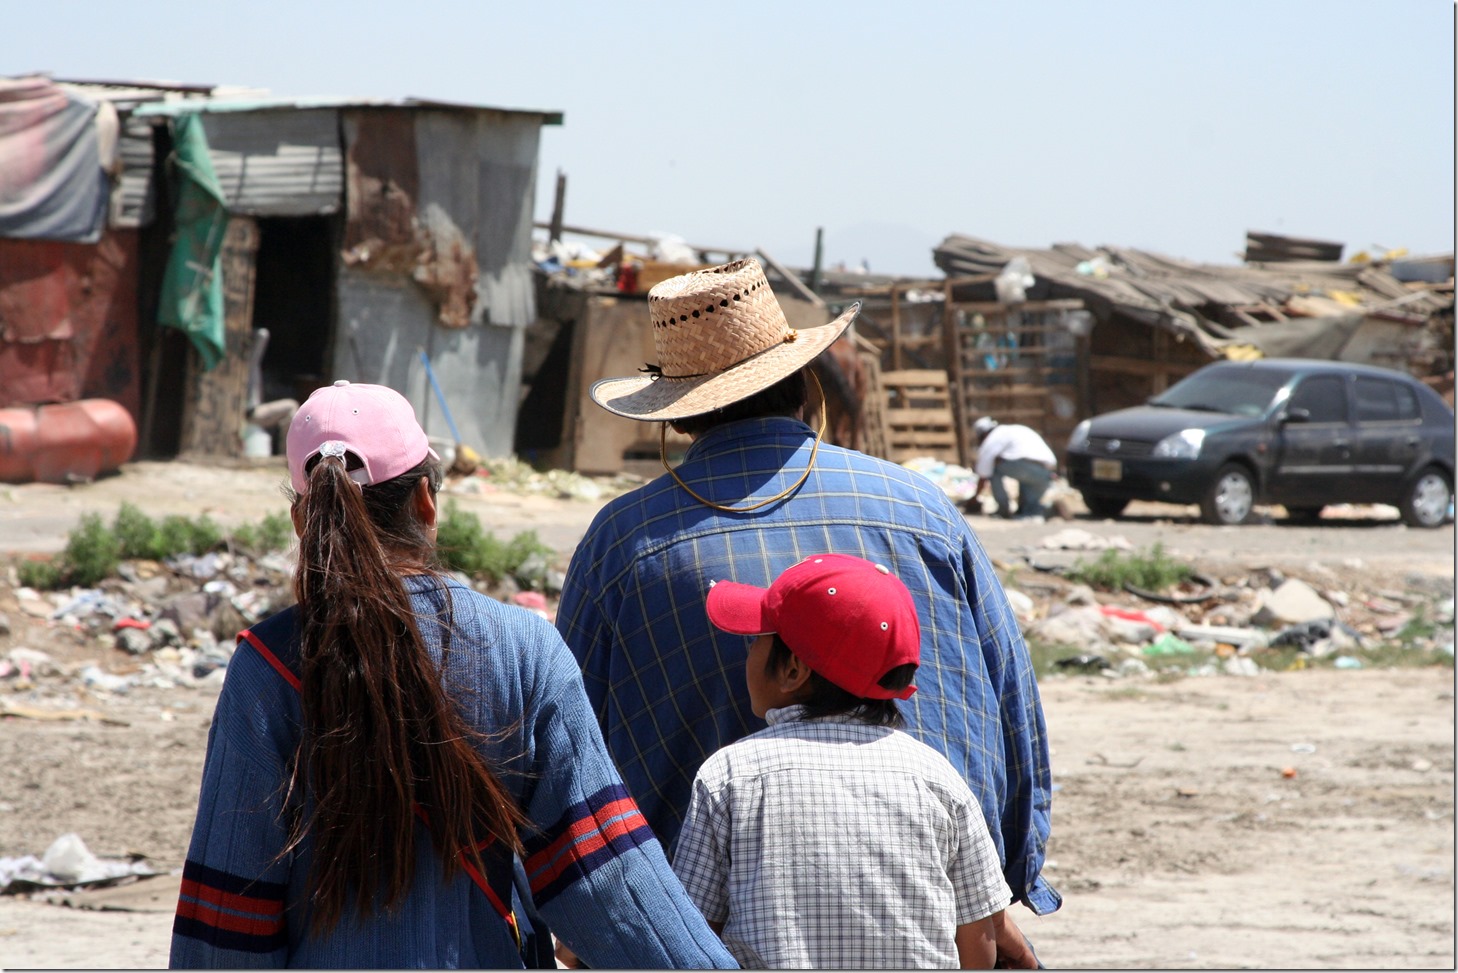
764 705 872 728
764 704 807 726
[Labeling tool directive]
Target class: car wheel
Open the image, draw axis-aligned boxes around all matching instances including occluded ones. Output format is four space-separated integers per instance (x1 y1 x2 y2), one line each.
1199 464 1255 525
1082 494 1128 519
1399 467 1452 528
1285 506 1324 525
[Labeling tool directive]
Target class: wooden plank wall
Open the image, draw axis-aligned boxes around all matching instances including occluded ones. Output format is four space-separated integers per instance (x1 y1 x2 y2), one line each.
946 298 1086 464
179 217 260 460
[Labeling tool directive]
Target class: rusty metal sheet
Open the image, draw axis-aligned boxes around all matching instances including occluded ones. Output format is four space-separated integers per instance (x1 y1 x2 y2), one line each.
0 231 140 416
341 110 478 328
341 109 420 272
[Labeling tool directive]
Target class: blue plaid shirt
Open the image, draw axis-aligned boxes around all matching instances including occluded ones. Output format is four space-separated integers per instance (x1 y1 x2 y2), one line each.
557 417 1060 914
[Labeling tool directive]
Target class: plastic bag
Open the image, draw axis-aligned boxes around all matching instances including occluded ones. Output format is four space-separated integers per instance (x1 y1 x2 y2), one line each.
994 256 1034 304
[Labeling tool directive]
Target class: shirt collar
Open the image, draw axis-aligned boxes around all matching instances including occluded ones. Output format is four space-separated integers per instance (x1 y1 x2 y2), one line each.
764 705 870 728
683 416 813 462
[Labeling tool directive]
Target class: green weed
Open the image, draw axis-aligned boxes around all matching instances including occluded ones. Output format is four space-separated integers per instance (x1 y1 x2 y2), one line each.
17 558 63 590
62 513 121 587
435 501 554 587
232 512 293 555
18 507 296 590
1066 542 1194 593
114 503 165 559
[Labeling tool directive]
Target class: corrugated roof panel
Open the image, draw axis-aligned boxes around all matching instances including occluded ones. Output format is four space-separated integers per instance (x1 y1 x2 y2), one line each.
134 95 562 125
198 109 342 216
112 115 155 227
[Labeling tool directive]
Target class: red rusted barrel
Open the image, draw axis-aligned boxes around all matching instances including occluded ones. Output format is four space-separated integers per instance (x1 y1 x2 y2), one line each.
0 400 137 484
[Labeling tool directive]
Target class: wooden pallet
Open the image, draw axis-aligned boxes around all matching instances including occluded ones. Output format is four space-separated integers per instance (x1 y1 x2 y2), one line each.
880 368 960 464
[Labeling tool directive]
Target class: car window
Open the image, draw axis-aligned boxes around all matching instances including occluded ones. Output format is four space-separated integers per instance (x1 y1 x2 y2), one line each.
1287 375 1348 422
1152 368 1290 416
1355 377 1419 422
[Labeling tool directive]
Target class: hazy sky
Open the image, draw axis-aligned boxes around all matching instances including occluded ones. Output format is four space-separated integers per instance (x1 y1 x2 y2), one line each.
8 0 1454 276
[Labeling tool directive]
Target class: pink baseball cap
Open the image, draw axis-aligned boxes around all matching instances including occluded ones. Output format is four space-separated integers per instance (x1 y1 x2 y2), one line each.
707 553 921 700
286 380 439 493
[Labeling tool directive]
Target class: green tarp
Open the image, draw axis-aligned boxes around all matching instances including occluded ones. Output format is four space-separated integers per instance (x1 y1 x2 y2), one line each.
157 114 227 371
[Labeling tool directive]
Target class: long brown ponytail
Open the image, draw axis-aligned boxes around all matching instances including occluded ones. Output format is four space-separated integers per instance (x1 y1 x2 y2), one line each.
283 452 525 933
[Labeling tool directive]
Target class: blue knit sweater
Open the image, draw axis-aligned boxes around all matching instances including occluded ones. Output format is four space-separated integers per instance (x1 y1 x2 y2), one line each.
169 575 736 969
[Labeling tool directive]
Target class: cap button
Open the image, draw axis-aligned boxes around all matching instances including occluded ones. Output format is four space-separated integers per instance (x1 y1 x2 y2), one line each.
333 379 350 387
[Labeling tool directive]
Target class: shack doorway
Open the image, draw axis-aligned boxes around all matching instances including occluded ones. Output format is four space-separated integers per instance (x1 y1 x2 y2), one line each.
251 216 337 410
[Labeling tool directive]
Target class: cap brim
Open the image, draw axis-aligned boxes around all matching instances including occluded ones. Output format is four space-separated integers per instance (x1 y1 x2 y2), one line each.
706 580 775 636
590 303 859 422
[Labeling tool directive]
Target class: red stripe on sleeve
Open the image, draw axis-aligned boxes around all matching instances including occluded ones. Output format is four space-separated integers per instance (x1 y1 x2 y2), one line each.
525 796 641 874
529 807 650 893
179 877 285 918
175 896 285 936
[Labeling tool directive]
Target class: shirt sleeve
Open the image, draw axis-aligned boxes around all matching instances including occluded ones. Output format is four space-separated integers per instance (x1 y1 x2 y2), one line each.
961 525 1060 914
169 650 294 968
517 631 738 970
947 784 1014 925
554 522 612 712
671 771 732 924
974 430 1001 479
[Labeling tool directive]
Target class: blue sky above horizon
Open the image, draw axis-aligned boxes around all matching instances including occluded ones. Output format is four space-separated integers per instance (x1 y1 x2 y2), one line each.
8 0 1454 276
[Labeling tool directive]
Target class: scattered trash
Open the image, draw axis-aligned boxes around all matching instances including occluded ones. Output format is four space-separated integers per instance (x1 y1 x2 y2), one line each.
901 458 979 502
1054 654 1110 673
1039 528 1135 552
79 665 134 694
1281 767 1298 779
1333 656 1364 669
1291 743 1317 753
1143 633 1195 657
0 833 159 894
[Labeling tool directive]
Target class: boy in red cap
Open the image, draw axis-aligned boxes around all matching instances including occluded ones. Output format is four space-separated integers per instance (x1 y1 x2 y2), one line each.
671 554 1013 969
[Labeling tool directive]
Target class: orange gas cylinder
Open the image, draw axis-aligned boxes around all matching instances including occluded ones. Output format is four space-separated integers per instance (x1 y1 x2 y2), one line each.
0 400 138 484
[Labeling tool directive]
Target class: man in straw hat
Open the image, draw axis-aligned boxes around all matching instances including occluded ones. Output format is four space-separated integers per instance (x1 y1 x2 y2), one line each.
556 258 1057 965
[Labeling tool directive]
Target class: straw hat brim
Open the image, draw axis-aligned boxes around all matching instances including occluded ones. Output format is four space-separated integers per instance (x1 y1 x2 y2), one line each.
590 303 860 421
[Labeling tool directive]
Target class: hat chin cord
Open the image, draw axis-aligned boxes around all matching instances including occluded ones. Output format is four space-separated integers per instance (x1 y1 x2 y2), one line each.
661 369 827 513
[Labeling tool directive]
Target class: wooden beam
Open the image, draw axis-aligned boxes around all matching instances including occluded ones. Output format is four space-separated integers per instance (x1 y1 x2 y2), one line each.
945 299 1085 314
1089 354 1202 379
548 170 566 244
756 247 825 307
531 221 744 258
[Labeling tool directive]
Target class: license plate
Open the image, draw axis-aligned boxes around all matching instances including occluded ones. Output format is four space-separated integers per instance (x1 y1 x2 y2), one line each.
1092 459 1123 481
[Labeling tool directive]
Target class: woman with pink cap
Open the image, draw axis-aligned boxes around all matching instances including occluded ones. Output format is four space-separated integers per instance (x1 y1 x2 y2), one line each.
169 381 735 969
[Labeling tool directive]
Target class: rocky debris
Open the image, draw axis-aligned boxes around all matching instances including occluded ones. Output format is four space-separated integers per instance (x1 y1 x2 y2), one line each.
1250 578 1336 627
0 539 564 706
444 457 642 503
1011 531 1454 680
0 525 1452 718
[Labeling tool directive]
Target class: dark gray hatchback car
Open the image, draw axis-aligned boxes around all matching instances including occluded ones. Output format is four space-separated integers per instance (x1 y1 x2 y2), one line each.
1065 359 1455 526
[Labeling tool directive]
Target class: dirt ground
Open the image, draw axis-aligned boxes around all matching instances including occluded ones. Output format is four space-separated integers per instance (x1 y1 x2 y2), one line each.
0 461 1453 969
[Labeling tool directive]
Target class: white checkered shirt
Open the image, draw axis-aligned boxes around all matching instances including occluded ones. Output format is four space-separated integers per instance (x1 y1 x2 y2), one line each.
671 706 1012 969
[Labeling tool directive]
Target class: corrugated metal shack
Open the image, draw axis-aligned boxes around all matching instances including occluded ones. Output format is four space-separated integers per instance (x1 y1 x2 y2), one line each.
1 76 562 463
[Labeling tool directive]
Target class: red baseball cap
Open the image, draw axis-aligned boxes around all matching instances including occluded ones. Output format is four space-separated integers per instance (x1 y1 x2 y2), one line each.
707 553 920 700
286 380 439 494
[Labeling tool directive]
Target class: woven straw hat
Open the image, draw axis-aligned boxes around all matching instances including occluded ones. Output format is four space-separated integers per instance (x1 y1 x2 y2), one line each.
589 258 859 421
